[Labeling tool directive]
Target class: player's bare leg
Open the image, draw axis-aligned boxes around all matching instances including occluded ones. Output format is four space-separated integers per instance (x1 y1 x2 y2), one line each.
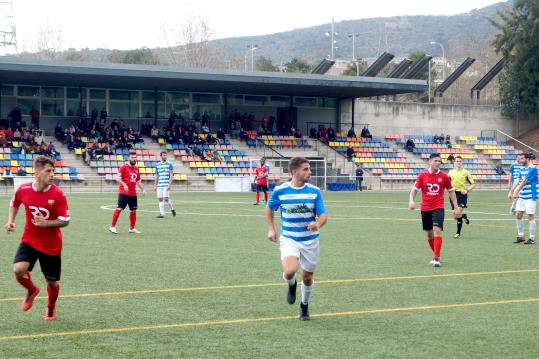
282 256 298 304
13 261 40 312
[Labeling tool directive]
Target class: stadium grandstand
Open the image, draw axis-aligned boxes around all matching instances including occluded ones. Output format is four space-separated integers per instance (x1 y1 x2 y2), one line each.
0 57 532 193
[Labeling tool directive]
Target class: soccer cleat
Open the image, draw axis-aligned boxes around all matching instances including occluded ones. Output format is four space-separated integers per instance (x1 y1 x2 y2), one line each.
171 209 176 217
21 287 40 312
464 217 470 225
513 236 526 244
44 307 56 321
299 302 310 321
286 281 297 304
109 227 118 234
431 260 441 267
253 202 259 205
453 233 461 239
129 228 142 234
524 239 536 245
156 215 164 218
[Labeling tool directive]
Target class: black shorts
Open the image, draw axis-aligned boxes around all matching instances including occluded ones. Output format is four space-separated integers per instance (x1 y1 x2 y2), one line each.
13 243 61 281
421 208 445 231
450 192 468 209
117 193 138 211
256 184 268 192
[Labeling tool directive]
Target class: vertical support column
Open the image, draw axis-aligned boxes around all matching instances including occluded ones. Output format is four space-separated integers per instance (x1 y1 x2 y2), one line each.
351 97 355 129
153 87 158 126
224 92 228 132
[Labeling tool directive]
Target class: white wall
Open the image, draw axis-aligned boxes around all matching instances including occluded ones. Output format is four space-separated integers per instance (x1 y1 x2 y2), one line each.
340 100 538 137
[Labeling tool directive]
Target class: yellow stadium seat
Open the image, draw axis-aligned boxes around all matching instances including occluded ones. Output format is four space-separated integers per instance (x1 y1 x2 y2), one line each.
206 174 214 180
74 148 83 155
158 138 166 144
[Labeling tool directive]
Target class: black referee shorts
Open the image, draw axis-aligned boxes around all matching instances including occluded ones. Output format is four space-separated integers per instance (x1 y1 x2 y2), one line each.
14 243 61 281
421 208 445 231
117 193 138 211
450 192 468 209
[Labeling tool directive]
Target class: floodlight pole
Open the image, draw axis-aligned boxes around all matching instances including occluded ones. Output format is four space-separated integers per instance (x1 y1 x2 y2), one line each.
428 60 431 104
430 41 446 80
348 33 359 76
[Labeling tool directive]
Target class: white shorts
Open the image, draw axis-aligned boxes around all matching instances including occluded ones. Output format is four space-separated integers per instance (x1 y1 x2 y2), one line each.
516 198 537 215
280 236 320 273
156 187 170 198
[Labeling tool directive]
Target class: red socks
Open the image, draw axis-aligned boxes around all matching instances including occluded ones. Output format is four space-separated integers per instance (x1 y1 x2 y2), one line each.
129 211 137 230
16 272 37 293
47 283 60 309
256 192 260 203
111 208 121 227
433 236 443 260
428 238 434 252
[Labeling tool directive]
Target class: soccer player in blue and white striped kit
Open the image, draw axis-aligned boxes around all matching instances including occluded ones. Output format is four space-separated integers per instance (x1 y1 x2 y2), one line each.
509 152 538 244
154 151 176 218
266 157 327 320
508 153 524 214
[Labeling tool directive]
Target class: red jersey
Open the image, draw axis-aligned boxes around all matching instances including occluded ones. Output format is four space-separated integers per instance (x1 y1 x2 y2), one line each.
414 169 454 211
118 163 141 196
255 166 269 186
11 182 70 256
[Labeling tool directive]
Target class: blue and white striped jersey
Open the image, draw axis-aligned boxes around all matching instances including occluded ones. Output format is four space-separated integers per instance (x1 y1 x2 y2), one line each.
518 165 538 200
509 163 523 185
267 182 326 242
155 161 173 188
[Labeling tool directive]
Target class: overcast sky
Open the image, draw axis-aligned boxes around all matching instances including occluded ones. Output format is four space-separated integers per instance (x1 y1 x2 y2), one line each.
8 0 506 51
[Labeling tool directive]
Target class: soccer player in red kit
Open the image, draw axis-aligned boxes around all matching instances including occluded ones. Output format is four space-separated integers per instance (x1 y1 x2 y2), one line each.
253 157 269 205
109 150 146 234
5 156 70 320
409 153 458 267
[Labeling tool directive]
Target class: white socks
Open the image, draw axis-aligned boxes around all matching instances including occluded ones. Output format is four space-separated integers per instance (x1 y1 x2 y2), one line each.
516 219 524 236
530 220 536 239
158 202 165 216
167 199 175 211
301 281 313 305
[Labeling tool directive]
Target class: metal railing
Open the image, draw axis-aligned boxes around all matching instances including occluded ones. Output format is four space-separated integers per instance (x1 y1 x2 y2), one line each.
492 129 539 154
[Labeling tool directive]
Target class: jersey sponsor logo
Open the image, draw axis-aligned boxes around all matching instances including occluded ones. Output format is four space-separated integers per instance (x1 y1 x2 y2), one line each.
48 199 55 206
426 183 440 196
29 205 50 219
130 173 138 182
285 204 313 214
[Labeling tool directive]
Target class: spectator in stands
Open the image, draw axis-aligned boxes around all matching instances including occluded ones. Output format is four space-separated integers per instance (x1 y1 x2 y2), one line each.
203 149 213 162
9 106 22 124
347 127 356 138
202 111 211 127
16 166 27 176
294 128 302 139
168 110 178 127
405 138 416 152
261 114 269 130
35 130 44 146
185 144 195 157
99 107 108 122
346 146 354 161
150 125 159 142
216 128 225 140
361 126 372 139
206 134 216 144
0 133 7 148
247 113 255 131
212 151 222 162
201 124 210 133
144 112 152 119
193 145 203 157
268 115 275 132
309 127 319 139
320 126 328 143
3 167 12 183
445 134 452 148
239 128 248 141
355 165 364 191
91 108 98 121
433 133 442 144
327 127 336 141
495 162 506 175
13 128 21 140
447 153 455 164
30 107 40 129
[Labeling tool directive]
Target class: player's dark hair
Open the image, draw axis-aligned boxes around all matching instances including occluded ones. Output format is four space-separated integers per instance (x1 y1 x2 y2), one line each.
524 152 536 160
160 151 167 156
429 153 441 159
289 157 309 173
455 155 463 160
33 156 54 170
128 150 137 156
